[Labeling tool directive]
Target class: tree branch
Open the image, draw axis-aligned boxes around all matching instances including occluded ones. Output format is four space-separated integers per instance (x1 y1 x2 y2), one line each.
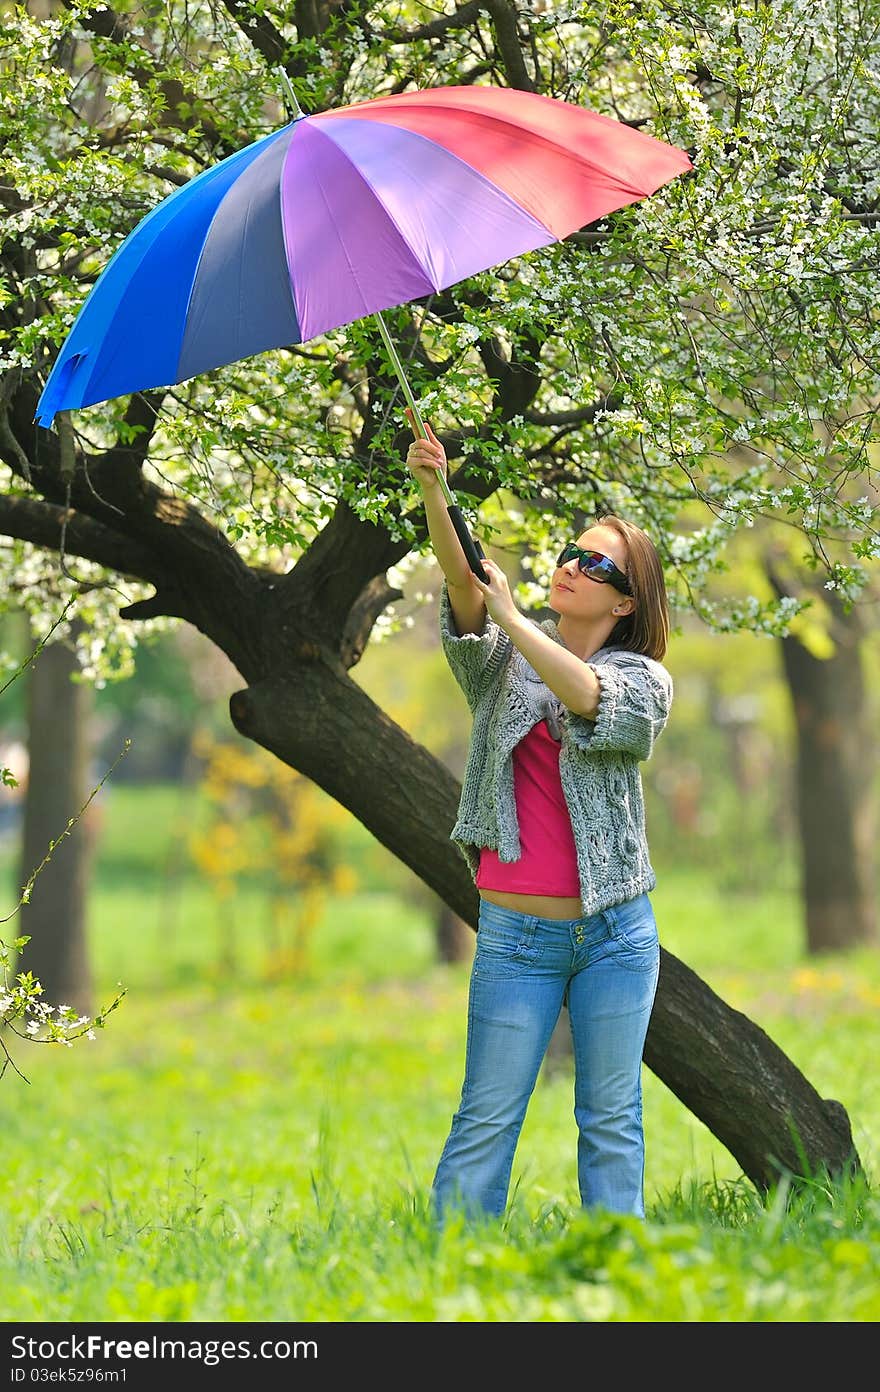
382 0 534 90
65 1 226 149
382 1 483 44
219 0 289 67
0 494 166 587
340 575 404 669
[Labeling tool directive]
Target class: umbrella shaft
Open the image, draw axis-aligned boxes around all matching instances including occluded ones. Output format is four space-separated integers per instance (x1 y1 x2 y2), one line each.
373 309 486 580
374 310 455 507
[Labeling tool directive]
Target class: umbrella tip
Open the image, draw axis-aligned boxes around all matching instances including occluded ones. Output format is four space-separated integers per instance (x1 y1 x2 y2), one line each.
276 67 306 121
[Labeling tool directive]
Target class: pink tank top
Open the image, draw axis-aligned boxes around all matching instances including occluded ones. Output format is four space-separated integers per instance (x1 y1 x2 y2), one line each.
476 718 581 896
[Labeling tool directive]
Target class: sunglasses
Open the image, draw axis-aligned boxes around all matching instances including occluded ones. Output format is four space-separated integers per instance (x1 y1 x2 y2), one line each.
556 542 633 595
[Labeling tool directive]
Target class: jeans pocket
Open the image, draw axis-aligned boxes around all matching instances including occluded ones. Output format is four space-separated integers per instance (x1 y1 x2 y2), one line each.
606 894 659 964
474 910 542 976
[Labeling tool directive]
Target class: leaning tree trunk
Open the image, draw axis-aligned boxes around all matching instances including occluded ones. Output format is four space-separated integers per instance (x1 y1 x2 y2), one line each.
17 623 96 1015
767 565 878 954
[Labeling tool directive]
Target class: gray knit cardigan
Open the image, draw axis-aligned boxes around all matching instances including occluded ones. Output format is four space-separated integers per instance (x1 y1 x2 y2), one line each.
439 580 674 916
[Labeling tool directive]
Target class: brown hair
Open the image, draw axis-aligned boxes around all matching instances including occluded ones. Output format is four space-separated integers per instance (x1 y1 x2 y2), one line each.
591 514 670 663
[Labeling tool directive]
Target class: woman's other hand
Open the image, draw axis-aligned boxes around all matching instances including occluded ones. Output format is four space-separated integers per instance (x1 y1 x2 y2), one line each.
471 557 520 629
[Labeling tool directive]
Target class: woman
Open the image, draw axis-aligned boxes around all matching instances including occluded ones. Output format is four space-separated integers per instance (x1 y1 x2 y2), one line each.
405 410 674 1223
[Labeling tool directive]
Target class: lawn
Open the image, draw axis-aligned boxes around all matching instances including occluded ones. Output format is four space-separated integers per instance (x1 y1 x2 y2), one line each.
1 783 877 1323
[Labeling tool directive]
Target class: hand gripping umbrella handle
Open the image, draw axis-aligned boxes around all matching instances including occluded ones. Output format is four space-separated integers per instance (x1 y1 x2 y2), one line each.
374 310 490 584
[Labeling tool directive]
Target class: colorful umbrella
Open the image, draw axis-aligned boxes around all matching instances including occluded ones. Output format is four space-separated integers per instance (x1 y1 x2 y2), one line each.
35 81 692 577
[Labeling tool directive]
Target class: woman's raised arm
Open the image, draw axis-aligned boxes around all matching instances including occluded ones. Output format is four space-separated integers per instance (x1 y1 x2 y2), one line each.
404 409 486 636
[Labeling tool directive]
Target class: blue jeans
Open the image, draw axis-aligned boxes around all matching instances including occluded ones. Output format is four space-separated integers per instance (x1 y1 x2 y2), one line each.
431 892 660 1221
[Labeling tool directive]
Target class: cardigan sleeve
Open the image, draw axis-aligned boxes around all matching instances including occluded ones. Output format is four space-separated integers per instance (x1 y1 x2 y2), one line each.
566 651 673 761
438 579 510 711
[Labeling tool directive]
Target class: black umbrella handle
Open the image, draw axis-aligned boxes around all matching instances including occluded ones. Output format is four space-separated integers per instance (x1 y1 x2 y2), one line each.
448 504 489 583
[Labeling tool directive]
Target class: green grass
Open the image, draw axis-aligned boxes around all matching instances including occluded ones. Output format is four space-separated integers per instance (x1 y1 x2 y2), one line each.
1 784 878 1322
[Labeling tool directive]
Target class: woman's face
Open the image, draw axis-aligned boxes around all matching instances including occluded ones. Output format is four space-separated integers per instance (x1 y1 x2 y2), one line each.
549 524 635 621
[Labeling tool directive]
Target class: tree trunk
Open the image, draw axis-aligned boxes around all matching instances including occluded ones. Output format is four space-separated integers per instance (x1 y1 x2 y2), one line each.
767 567 878 954
642 951 858 1193
17 625 96 1016
435 899 474 965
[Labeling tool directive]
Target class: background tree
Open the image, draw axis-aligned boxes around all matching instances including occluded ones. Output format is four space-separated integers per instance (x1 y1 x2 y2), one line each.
0 606 125 1081
765 557 878 953
17 617 97 1013
0 0 876 1189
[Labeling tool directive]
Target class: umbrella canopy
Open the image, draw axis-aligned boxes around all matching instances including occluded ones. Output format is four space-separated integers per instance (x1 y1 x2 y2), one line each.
35 84 692 430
